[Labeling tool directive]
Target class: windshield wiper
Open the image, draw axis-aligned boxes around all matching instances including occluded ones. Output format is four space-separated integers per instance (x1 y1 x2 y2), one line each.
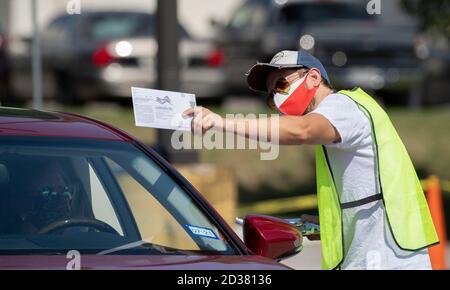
97 240 191 255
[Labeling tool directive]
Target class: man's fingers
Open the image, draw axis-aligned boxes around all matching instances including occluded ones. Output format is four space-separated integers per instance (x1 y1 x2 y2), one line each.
193 115 203 135
203 114 216 128
193 106 206 116
183 106 205 117
189 107 202 134
205 120 214 130
183 108 195 117
188 106 221 135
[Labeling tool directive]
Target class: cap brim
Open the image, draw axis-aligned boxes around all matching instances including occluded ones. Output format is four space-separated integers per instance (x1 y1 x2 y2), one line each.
246 63 305 93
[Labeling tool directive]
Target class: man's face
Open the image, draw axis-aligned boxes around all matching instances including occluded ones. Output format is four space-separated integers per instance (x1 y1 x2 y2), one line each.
266 68 323 95
265 68 301 95
15 163 72 228
265 68 311 111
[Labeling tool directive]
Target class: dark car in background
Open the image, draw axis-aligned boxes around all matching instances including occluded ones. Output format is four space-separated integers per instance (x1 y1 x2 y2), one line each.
0 25 11 103
416 33 450 105
0 107 304 269
215 0 423 105
9 11 226 104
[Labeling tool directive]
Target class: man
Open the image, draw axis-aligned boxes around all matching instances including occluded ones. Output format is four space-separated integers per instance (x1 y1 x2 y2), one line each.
2 159 77 234
184 50 439 270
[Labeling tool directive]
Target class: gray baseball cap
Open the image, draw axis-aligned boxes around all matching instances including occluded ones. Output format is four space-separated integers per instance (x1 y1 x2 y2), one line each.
246 50 331 93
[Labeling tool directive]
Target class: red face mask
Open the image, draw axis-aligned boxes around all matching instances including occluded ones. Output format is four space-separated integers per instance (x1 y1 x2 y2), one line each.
273 73 319 116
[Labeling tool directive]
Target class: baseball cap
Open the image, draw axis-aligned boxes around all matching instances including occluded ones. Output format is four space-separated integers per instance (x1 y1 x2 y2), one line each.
246 50 331 93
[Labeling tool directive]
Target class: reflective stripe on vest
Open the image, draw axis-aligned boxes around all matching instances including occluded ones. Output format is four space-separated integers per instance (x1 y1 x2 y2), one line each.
316 88 439 270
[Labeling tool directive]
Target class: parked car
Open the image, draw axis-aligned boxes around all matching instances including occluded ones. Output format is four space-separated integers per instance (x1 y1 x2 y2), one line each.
9 11 226 104
0 25 11 104
0 106 302 269
416 33 450 105
215 0 422 105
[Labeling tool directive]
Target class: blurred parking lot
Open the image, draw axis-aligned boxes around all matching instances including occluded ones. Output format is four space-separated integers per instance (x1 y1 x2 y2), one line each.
0 0 449 107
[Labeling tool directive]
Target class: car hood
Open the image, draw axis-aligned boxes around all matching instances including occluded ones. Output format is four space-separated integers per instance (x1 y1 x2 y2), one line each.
0 255 292 270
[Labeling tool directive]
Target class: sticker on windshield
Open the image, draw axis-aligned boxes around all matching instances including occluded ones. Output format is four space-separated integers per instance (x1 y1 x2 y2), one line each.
186 225 220 240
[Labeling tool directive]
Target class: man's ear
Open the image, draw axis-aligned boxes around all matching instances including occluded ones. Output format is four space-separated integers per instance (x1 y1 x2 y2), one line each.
307 68 322 87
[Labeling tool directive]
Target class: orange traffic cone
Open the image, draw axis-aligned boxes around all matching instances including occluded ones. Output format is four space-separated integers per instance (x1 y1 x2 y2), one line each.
426 176 447 270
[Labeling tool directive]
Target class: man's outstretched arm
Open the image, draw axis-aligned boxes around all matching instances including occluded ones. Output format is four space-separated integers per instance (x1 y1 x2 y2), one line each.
183 107 341 146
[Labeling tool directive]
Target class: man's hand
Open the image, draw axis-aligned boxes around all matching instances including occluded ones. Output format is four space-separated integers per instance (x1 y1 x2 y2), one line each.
183 107 223 135
300 214 320 241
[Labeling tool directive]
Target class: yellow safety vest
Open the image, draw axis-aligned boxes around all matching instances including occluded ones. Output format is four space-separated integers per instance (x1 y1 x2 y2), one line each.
316 88 439 270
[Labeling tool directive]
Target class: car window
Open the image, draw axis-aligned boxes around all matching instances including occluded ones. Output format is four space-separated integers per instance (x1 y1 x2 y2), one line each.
278 2 372 24
105 158 201 250
42 15 78 46
0 137 234 255
88 13 189 41
87 163 123 235
228 3 267 30
89 13 154 41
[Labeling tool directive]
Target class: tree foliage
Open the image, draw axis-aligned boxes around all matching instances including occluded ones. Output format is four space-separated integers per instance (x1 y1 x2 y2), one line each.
400 0 450 39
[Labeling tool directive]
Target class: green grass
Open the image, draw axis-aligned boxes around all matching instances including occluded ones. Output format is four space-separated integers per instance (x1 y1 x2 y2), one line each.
389 108 450 180
59 103 450 201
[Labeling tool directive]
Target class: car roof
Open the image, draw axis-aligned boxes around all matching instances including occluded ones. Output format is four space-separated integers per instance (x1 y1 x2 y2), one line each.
49 10 154 22
249 0 358 8
0 107 133 142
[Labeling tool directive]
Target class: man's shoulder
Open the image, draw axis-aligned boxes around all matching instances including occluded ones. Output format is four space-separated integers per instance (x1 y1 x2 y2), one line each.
312 91 372 135
313 92 361 115
320 92 356 107
312 92 373 149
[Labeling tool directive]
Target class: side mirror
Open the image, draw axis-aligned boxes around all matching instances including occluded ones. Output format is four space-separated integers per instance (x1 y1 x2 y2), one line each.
243 214 303 261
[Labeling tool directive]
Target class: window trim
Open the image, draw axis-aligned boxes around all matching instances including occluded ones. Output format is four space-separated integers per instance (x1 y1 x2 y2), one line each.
87 156 141 240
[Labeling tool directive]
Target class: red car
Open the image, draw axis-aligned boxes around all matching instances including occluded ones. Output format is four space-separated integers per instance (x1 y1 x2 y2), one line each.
0 107 302 270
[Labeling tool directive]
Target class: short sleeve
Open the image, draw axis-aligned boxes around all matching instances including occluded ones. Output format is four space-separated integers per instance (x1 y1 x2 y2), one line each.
308 94 371 149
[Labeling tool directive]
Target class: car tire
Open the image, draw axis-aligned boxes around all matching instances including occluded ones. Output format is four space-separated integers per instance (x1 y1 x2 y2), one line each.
0 80 24 107
55 71 82 105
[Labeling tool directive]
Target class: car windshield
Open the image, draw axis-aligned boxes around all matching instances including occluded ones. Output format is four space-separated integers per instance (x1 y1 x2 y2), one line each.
227 2 268 30
279 2 372 24
88 13 189 41
0 137 235 256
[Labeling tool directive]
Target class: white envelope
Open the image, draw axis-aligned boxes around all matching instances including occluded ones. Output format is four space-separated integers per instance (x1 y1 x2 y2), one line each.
131 87 196 131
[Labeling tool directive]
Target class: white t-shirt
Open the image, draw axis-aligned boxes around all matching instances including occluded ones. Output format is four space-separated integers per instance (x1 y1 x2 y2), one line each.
310 93 432 270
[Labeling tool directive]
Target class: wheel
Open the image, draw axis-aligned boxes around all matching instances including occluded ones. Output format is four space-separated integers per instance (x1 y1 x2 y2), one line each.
54 71 82 105
38 218 120 235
